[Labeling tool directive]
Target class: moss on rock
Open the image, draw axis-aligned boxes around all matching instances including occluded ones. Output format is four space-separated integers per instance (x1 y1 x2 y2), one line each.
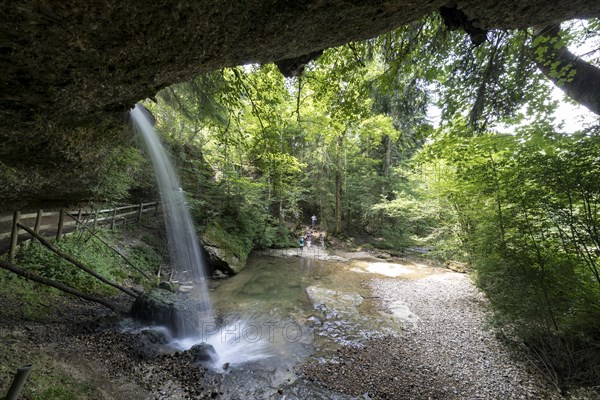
130 287 205 336
201 223 252 274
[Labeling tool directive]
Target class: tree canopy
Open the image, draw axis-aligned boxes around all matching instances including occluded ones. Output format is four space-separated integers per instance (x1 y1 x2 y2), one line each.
136 12 600 390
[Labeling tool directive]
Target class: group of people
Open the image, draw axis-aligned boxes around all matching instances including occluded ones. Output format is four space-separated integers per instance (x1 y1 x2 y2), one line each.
299 215 325 251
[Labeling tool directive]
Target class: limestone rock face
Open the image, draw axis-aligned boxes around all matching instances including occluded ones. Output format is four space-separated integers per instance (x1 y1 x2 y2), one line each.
201 224 251 275
3 1 597 131
203 245 244 275
2 1 599 208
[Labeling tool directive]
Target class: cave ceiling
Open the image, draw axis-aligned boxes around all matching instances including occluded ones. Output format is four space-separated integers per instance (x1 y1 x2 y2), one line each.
1 0 599 209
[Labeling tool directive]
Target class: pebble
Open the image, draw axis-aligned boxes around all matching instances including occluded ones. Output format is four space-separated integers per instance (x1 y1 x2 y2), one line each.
303 272 564 399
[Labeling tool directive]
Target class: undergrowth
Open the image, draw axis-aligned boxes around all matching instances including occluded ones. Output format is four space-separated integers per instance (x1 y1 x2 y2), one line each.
10 225 161 297
0 222 168 399
0 343 97 400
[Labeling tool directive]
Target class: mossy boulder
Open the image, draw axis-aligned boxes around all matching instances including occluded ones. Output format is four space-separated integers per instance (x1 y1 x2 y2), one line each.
131 287 207 336
203 244 243 274
189 343 218 364
201 223 252 274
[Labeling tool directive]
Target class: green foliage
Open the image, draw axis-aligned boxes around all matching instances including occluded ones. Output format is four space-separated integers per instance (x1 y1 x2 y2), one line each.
14 238 118 296
261 221 296 248
0 348 95 400
128 242 163 282
92 146 149 202
203 221 252 267
13 230 152 295
4 13 599 394
0 268 56 321
145 13 590 251
30 384 81 400
372 188 437 248
124 13 600 393
422 124 600 387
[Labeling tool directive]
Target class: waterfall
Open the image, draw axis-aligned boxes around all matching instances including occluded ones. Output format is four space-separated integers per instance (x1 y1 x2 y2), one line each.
131 103 276 370
130 104 212 335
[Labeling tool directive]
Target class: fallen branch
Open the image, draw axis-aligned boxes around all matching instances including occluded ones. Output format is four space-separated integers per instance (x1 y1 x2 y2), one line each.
0 259 117 311
65 211 151 280
17 223 137 298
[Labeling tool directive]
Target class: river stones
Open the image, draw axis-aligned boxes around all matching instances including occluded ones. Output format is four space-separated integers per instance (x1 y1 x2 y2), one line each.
305 286 363 314
385 300 419 326
131 328 171 359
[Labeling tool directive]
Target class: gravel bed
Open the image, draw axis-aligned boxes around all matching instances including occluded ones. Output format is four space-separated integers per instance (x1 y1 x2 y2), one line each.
304 271 559 399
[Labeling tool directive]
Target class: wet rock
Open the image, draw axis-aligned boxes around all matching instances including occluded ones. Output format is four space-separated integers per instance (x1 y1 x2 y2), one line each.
188 343 218 364
158 281 178 292
130 287 207 336
131 329 170 359
140 328 170 345
212 269 228 279
385 300 419 326
89 314 121 331
318 255 349 262
306 286 363 313
201 225 250 275
203 244 244 274
444 260 468 273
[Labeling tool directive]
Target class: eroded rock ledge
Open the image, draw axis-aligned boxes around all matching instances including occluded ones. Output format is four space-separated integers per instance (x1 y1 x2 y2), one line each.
1 1 599 209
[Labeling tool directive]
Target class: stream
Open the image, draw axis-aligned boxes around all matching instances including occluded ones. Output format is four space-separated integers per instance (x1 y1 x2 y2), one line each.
193 252 446 399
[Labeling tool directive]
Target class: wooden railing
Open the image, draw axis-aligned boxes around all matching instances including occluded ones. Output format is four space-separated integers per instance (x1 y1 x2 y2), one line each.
0 202 159 259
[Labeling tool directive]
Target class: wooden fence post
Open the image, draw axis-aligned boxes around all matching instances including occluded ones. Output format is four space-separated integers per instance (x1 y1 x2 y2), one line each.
34 210 43 234
111 206 117 230
137 203 143 223
9 211 20 260
56 208 65 241
75 209 82 231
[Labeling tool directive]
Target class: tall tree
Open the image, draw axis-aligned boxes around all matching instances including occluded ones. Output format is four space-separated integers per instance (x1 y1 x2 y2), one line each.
533 23 600 115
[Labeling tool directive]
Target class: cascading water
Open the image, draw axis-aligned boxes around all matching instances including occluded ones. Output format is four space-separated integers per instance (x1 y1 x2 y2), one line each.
131 104 274 369
131 104 212 335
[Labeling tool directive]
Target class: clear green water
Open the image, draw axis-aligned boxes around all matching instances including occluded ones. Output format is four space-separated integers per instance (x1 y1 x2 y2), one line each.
208 254 441 358
172 254 443 398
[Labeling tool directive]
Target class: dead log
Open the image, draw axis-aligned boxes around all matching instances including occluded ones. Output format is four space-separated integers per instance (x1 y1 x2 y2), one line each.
0 259 117 311
17 223 137 298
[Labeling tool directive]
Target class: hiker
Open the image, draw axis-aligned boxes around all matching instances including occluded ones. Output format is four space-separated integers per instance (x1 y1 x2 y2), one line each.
306 232 312 249
298 236 305 251
311 215 317 229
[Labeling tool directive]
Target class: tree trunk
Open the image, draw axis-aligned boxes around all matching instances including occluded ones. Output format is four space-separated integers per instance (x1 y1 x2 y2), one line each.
18 223 137 298
381 134 393 225
334 134 344 235
488 154 506 247
0 259 117 312
533 25 600 116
